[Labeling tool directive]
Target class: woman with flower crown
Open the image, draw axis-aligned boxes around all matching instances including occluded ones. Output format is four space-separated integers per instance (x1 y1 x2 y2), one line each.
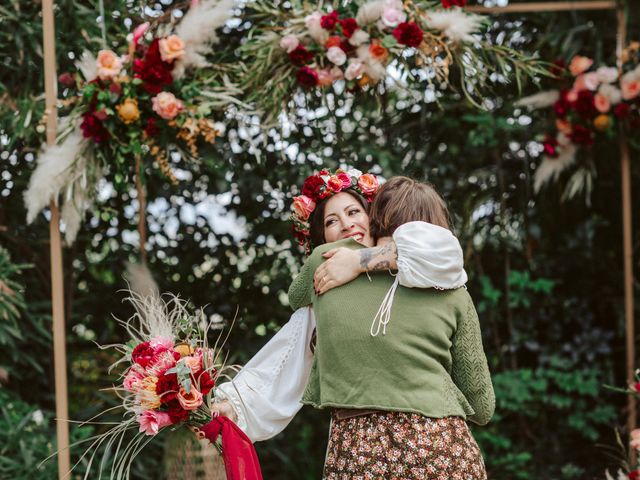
209 169 489 477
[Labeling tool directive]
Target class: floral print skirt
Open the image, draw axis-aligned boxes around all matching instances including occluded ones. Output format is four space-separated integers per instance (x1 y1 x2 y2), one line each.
323 411 487 480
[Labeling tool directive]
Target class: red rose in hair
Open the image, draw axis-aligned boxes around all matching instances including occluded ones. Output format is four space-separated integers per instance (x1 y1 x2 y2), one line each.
327 175 344 192
296 66 319 89
131 341 155 368
336 172 352 189
156 372 179 403
320 11 339 30
302 175 325 198
392 22 424 48
288 45 314 66
568 124 594 146
165 399 190 424
339 18 358 38
197 370 216 396
614 103 631 118
441 0 467 7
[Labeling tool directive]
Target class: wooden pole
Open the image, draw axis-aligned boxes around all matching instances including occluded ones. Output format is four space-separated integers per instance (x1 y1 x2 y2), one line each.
615 0 636 464
42 0 71 478
465 1 616 14
135 155 148 264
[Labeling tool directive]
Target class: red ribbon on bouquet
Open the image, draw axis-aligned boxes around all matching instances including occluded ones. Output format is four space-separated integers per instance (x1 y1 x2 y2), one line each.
201 416 263 480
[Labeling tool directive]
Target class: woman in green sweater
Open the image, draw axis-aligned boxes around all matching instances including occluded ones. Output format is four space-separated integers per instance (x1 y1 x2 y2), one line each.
289 176 494 479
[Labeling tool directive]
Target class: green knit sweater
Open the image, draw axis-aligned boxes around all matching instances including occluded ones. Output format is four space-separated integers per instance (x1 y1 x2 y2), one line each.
288 238 495 425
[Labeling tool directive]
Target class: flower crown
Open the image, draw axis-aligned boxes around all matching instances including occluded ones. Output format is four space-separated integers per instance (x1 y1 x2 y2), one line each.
291 168 380 254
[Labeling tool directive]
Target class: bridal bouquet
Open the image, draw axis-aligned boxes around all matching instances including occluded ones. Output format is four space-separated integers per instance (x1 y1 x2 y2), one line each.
70 292 261 480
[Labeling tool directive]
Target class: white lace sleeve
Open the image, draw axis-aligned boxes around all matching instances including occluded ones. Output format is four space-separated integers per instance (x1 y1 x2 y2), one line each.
215 307 315 443
393 221 468 289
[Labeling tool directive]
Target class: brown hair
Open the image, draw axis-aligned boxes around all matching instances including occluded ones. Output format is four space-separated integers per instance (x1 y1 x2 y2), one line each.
369 176 451 239
308 189 370 249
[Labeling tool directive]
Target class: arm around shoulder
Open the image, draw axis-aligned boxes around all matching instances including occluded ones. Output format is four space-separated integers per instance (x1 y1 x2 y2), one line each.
450 292 495 426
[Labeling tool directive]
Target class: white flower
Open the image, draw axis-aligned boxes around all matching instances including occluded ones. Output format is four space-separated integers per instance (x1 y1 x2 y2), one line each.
32 410 45 426
380 5 406 28
356 0 384 25
327 46 347 66
280 34 300 53
596 66 618 84
424 10 484 43
305 12 329 44
346 168 363 177
345 61 366 80
598 83 622 105
349 30 370 47
213 121 227 136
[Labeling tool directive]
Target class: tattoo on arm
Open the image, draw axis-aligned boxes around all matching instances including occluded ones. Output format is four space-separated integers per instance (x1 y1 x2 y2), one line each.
359 242 398 272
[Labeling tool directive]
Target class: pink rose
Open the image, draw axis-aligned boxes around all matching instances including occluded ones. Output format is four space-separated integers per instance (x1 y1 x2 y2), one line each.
132 22 150 45
280 34 300 53
327 175 344 192
123 364 146 392
146 350 178 377
177 386 203 410
594 93 611 113
330 66 344 80
573 73 599 92
138 410 173 436
381 6 406 28
152 92 184 120
317 70 333 87
96 49 122 80
159 35 185 62
357 173 379 195
327 46 347 66
305 12 329 44
621 72 640 100
568 55 593 76
336 172 352 189
566 89 578 103
596 66 618 84
183 354 202 375
344 61 365 80
292 195 316 220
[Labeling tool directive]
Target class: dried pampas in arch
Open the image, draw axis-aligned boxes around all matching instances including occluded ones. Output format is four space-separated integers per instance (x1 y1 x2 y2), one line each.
172 0 236 79
533 142 577 193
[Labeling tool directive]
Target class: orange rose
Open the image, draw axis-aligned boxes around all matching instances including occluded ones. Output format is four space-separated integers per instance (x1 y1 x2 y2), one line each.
327 175 343 192
177 386 203 411
96 49 123 80
555 119 572 135
369 41 389 62
325 36 342 49
292 195 316 220
116 98 140 124
621 72 640 100
568 55 593 76
593 114 610 132
357 173 379 195
152 92 184 120
159 35 185 62
594 93 610 113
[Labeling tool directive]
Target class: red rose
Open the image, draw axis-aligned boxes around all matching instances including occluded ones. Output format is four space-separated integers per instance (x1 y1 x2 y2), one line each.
165 399 190 424
302 175 325 198
630 470 640 480
80 112 110 143
568 124 594 146
336 172 352 189
614 103 631 119
542 136 559 158
553 99 569 118
288 45 314 66
441 0 467 7
339 18 358 38
131 341 155 368
327 175 344 192
574 90 596 119
132 39 174 94
58 72 75 87
93 109 108 121
156 372 179 403
109 82 122 95
320 11 339 30
296 66 319 89
392 22 424 48
339 39 356 53
197 370 216 396
144 117 160 137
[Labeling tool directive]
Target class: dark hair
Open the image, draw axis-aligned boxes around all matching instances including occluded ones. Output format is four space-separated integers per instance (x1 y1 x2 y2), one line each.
308 189 370 249
369 176 451 239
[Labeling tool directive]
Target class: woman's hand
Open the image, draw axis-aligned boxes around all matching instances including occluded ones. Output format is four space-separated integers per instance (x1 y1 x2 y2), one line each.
209 400 238 422
314 247 363 295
